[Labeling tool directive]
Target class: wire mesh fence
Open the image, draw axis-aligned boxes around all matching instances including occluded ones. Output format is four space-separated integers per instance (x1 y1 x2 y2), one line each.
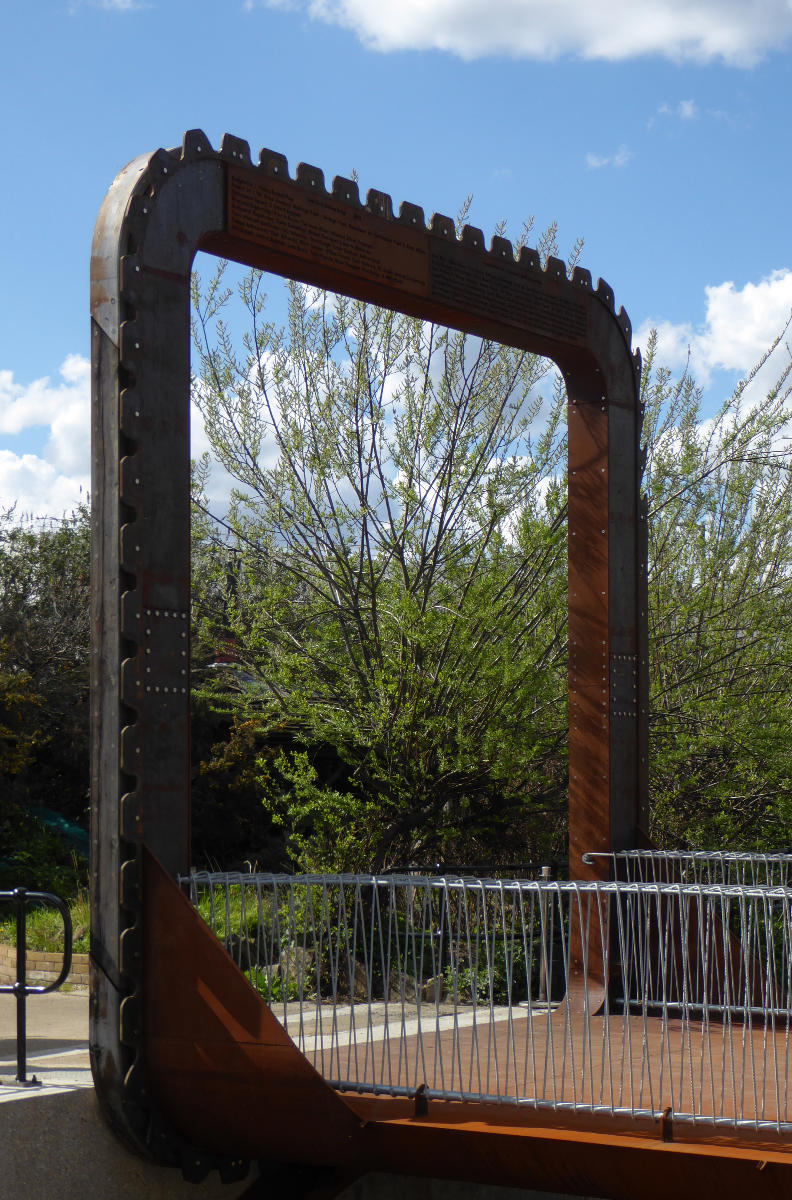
181 869 792 1132
582 849 792 887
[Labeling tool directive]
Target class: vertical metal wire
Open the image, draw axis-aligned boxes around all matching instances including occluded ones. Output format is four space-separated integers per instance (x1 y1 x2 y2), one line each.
181 869 792 1132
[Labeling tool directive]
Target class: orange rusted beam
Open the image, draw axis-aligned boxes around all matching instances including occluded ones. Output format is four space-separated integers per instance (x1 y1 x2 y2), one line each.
143 848 792 1198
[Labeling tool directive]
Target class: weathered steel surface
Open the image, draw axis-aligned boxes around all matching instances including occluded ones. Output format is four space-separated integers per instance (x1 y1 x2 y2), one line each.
145 846 792 1198
90 130 648 1174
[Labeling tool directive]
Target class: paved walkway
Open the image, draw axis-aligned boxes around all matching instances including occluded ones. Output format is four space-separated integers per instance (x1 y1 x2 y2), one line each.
0 990 593 1199
0 988 91 1098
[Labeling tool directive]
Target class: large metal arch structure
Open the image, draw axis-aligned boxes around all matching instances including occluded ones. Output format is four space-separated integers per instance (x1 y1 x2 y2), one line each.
90 130 655 1190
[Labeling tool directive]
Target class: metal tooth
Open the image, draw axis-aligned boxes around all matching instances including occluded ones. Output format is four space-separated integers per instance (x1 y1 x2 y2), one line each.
572 266 593 290
119 320 142 365
490 234 514 261
258 147 289 178
545 255 567 281
617 306 632 341
120 858 140 909
398 200 425 228
146 148 178 190
120 657 140 706
366 187 392 218
430 213 455 239
120 791 141 840
461 224 484 250
120 455 141 501
596 278 615 311
120 255 143 300
181 128 214 160
297 162 326 192
120 723 140 773
120 523 142 570
633 346 642 379
119 390 142 438
119 992 141 1046
518 246 542 276
220 133 251 165
332 176 360 206
120 589 141 637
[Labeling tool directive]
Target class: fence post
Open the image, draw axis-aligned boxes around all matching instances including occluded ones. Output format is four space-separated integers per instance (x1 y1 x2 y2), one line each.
13 887 36 1086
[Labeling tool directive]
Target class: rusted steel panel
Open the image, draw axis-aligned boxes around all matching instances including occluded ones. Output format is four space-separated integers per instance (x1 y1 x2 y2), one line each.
91 129 648 1173
144 844 792 1198
143 848 364 1163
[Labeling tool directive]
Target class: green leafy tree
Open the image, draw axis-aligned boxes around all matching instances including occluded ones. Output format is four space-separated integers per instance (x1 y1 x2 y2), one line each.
642 327 792 848
191 233 574 870
0 505 91 891
192 251 792 868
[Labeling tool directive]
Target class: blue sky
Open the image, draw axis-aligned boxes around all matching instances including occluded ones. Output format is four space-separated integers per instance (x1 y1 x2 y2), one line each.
2 0 791 516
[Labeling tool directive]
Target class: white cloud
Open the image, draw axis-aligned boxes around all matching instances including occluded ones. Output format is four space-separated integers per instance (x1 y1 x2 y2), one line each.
0 452 89 521
0 356 91 518
586 145 631 170
635 269 792 396
256 0 792 64
657 99 699 120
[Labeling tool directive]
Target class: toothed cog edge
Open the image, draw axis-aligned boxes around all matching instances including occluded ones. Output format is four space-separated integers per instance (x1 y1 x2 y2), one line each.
125 129 636 355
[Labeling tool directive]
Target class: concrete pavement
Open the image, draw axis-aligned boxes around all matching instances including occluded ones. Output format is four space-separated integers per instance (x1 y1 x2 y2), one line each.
0 990 593 1200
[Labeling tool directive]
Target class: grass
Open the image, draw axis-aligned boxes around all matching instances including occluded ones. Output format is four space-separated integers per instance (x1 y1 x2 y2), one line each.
0 890 90 954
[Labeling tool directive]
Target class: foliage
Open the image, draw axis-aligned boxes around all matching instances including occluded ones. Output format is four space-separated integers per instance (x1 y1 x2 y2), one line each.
192 248 573 870
0 506 92 896
642 327 792 848
0 505 91 820
0 886 90 953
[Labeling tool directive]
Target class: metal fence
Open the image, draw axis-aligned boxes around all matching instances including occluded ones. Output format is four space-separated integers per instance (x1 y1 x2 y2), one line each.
582 849 792 887
182 870 792 1133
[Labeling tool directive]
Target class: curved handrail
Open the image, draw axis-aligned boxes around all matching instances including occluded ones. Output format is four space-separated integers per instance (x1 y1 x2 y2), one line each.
0 887 73 1084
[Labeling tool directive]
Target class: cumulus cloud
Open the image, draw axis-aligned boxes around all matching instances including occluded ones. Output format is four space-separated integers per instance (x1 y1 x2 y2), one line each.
586 145 632 169
255 0 792 65
635 269 792 396
0 452 89 521
0 356 91 518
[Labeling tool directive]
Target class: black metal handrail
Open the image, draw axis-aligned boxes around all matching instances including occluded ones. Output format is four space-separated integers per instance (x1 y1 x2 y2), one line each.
0 888 72 1085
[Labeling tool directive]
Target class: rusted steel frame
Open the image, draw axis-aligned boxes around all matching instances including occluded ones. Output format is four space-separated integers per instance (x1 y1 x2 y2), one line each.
90 130 646 1167
144 847 792 1199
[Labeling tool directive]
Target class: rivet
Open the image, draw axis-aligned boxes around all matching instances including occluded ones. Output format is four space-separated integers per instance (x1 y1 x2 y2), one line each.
146 628 151 635
135 478 140 485
155 686 160 693
135 545 140 552
134 410 140 417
